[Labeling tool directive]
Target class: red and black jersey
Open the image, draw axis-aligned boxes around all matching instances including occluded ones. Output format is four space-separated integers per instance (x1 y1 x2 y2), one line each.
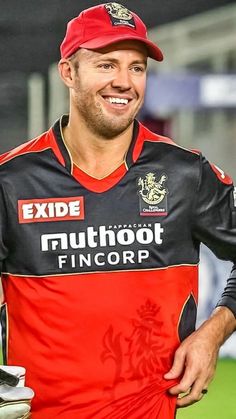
0 115 236 418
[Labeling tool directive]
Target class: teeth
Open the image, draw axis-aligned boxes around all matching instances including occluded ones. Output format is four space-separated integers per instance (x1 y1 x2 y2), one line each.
108 97 128 105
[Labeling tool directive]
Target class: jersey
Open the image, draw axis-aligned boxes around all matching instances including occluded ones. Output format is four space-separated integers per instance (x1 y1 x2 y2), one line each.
0 115 236 418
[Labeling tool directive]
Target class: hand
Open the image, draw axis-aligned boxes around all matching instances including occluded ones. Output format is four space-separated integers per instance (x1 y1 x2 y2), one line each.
164 327 218 407
0 366 34 419
164 307 236 408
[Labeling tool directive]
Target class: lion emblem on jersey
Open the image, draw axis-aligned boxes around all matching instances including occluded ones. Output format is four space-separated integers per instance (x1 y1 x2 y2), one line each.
101 299 164 393
138 173 168 205
125 299 164 380
105 3 133 20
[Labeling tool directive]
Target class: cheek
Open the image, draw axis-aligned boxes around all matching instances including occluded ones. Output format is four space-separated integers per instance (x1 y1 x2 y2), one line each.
77 70 112 91
73 81 91 101
135 77 146 99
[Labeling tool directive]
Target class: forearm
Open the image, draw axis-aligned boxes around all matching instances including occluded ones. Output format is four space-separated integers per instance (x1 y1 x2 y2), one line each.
164 305 236 407
199 305 236 348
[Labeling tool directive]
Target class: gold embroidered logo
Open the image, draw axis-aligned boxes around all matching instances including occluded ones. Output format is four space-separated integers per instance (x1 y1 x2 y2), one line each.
105 3 133 20
138 173 168 205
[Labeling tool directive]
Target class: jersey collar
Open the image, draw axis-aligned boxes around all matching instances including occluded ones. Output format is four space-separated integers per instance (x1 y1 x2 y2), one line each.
52 115 140 173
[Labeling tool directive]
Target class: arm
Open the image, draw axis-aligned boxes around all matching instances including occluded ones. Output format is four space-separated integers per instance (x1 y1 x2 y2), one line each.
164 306 236 407
165 157 236 407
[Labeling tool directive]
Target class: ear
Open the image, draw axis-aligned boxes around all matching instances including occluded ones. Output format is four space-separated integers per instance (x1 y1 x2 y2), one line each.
58 58 75 88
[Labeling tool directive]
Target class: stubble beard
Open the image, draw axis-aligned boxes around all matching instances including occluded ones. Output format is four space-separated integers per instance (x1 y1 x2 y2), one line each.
74 86 140 140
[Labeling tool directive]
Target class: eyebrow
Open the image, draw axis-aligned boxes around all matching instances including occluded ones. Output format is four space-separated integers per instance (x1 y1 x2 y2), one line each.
95 57 147 67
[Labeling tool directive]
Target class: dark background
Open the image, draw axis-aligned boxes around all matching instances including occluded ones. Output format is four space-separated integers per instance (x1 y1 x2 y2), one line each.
0 0 235 150
1 0 235 74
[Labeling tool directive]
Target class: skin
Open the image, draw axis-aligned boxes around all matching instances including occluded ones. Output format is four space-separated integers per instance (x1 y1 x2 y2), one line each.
58 41 147 178
58 40 236 407
165 306 236 407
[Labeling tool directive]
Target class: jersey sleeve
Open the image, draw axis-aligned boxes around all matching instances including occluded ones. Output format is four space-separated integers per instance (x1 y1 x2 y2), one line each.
0 183 9 272
216 265 236 316
192 154 236 263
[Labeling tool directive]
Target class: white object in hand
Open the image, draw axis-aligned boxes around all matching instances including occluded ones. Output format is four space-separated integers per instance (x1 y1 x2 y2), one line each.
0 366 34 419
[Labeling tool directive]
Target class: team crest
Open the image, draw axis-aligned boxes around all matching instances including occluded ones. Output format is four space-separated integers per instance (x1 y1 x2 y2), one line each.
105 3 136 28
138 172 168 216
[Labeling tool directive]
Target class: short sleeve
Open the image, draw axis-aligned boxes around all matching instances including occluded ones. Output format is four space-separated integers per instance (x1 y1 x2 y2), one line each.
192 155 236 263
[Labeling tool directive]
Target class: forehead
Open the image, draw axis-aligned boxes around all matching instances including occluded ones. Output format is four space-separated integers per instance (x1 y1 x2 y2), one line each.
78 40 148 61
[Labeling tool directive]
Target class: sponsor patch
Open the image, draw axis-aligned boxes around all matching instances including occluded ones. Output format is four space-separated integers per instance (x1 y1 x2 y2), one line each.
137 172 168 216
210 163 233 185
40 223 164 270
105 3 136 28
18 197 84 223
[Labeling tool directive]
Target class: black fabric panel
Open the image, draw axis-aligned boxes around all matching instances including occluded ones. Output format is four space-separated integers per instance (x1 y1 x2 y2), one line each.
178 294 197 342
0 304 7 364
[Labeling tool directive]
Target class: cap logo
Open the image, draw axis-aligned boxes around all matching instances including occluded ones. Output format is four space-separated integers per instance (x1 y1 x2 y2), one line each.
104 3 136 28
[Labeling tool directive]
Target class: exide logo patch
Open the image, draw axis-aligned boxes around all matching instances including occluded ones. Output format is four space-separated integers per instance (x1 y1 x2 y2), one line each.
18 197 84 223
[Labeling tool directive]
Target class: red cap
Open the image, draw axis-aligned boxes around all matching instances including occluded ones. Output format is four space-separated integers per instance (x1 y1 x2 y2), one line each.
60 3 163 61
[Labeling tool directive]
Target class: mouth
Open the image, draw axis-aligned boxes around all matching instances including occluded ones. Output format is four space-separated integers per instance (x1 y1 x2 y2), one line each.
101 95 133 108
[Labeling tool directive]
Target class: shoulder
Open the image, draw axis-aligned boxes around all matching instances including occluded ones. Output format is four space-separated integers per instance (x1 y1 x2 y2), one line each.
0 129 52 168
136 121 201 161
138 122 234 186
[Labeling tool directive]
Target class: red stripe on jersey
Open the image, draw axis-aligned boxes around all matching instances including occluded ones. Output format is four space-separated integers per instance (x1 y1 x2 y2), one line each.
2 265 198 418
132 123 176 163
0 128 66 168
133 123 201 163
210 163 233 185
72 162 128 193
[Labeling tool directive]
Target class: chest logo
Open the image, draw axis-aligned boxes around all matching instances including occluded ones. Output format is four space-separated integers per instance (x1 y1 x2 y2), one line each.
138 172 168 217
18 196 85 224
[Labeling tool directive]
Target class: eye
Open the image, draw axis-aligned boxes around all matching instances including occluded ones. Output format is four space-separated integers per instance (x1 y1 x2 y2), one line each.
98 63 114 70
131 65 146 73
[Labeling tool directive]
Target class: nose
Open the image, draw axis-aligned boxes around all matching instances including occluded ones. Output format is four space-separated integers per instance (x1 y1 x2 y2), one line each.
111 68 131 91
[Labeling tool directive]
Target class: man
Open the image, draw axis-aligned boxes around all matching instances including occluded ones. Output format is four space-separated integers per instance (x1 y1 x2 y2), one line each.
0 2 236 418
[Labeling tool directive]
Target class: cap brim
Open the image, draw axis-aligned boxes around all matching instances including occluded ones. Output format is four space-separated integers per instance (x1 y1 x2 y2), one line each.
80 34 163 62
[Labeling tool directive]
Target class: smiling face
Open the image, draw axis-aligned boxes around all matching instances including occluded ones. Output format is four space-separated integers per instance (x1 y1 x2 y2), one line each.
68 41 148 139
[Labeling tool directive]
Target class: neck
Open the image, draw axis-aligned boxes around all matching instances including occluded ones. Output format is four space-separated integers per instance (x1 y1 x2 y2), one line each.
62 113 134 179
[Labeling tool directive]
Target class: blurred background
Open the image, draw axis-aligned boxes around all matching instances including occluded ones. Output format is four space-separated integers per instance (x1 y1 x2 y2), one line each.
1 1 236 417
2 0 236 180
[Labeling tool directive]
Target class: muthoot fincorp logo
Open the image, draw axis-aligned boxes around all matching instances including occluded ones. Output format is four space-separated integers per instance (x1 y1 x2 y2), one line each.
41 224 164 251
40 223 164 269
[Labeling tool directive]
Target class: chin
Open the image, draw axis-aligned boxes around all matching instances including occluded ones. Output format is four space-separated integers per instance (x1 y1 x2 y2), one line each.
108 119 133 133
95 121 131 139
